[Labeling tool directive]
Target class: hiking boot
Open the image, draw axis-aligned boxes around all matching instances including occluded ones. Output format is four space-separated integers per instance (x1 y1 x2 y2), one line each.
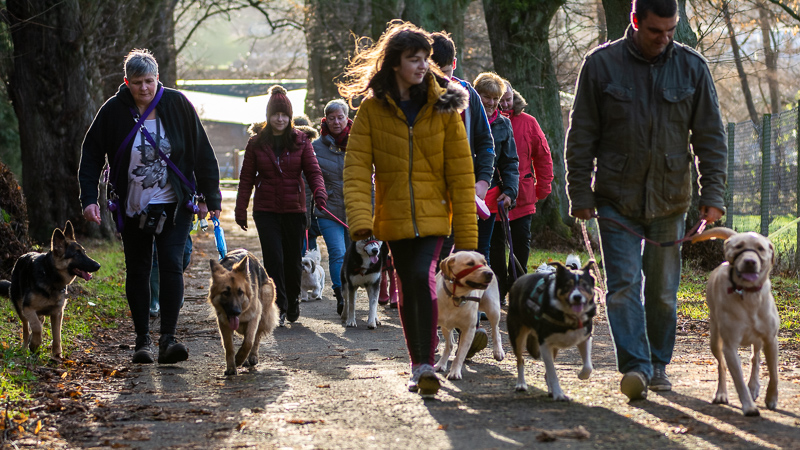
378 275 390 305
649 366 672 392
620 371 648 401
408 364 440 398
466 327 489 359
158 334 188 364
149 302 160 318
334 287 344 315
287 300 300 323
132 334 154 364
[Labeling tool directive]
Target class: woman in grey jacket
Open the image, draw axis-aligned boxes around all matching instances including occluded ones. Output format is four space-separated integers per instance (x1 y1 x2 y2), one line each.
312 99 352 314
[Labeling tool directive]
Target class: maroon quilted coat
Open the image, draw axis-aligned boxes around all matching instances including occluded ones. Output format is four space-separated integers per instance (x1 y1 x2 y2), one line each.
235 125 326 221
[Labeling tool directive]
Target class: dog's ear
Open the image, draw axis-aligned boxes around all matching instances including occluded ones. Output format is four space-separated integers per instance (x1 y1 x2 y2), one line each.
551 261 568 277
440 256 453 278
63 221 76 241
210 259 227 277
51 227 67 254
581 260 595 274
310 260 316 273
769 241 775 266
232 256 249 275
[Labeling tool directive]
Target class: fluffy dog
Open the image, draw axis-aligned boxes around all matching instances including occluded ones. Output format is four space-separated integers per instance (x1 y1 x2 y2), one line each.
0 221 100 359
693 227 779 416
300 248 325 302
340 237 383 328
434 251 505 379
208 249 278 375
507 260 596 401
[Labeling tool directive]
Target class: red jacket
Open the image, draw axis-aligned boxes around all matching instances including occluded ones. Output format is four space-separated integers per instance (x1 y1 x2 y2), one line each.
505 112 553 220
235 127 326 219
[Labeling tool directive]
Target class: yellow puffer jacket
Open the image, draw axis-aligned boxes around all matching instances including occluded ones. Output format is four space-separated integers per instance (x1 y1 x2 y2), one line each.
344 75 478 250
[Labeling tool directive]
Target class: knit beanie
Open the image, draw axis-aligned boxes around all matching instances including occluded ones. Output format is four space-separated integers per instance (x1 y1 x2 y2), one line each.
266 85 292 119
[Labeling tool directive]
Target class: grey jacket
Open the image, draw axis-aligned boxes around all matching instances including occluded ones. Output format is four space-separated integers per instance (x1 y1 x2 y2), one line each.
489 114 519 201
565 25 727 219
312 134 346 223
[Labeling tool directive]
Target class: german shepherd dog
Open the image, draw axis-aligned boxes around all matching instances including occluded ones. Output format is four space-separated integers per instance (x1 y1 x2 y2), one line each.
341 237 383 329
208 249 278 376
507 261 596 401
0 221 100 358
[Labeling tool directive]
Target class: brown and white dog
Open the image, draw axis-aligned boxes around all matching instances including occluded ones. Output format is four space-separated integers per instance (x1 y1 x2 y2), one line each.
693 227 779 416
434 251 504 380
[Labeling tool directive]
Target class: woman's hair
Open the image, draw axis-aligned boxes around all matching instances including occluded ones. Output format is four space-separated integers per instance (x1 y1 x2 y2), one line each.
124 49 158 79
337 21 443 107
473 72 506 99
324 99 350 117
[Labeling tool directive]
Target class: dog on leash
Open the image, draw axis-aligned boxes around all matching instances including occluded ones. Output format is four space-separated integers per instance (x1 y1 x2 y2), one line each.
0 221 100 359
434 251 505 380
693 227 779 416
300 248 325 302
507 259 596 401
536 254 582 273
340 237 383 329
208 249 279 376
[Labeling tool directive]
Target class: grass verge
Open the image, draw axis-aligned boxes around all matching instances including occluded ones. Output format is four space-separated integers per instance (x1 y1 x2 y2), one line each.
0 239 128 404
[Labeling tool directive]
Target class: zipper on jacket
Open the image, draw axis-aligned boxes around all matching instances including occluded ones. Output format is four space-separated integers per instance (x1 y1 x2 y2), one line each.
408 125 419 237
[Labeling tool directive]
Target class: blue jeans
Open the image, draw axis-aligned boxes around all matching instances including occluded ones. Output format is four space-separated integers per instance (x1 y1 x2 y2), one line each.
477 213 496 262
597 205 685 380
317 217 350 290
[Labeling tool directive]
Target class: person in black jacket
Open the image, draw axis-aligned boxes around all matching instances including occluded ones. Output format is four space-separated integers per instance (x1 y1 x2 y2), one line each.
79 49 221 365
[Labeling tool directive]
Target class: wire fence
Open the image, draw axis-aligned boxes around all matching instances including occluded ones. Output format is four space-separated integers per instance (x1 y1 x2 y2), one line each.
725 105 800 271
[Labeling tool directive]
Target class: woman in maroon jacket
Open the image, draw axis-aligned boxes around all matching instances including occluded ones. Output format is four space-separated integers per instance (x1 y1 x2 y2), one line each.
235 85 327 326
491 81 554 302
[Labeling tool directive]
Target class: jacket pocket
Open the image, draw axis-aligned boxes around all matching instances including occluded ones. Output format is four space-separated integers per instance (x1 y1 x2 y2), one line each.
663 151 692 202
663 87 695 122
602 83 633 121
594 152 628 201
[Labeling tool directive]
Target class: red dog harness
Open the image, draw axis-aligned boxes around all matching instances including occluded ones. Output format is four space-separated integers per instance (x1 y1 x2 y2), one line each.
441 264 485 306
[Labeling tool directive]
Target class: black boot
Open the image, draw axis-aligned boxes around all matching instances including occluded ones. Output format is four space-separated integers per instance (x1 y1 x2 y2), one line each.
132 334 154 364
334 286 344 315
158 334 188 364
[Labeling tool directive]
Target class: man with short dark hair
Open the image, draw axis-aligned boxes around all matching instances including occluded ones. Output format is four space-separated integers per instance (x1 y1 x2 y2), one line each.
566 0 726 401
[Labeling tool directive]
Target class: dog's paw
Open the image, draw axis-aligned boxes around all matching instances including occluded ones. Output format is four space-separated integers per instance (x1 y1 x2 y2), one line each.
578 367 592 380
434 363 446 373
367 319 380 329
552 392 570 402
243 355 258 368
766 397 778 410
515 383 528 392
743 406 761 417
345 320 357 328
224 367 237 376
712 393 729 405
493 348 505 362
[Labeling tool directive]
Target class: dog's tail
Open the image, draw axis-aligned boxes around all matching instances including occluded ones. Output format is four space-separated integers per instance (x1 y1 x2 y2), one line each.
0 280 10 298
566 254 581 270
691 227 736 244
305 248 322 265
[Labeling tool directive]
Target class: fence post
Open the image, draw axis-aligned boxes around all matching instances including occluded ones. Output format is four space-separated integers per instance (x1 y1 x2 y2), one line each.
761 114 771 237
796 103 800 269
726 123 735 229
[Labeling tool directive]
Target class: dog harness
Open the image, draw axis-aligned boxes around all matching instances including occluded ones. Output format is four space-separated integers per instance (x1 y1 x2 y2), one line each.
726 249 765 296
526 273 596 331
441 264 485 306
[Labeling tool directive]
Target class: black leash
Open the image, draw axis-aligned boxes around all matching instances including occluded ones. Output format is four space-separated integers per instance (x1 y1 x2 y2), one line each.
497 199 525 282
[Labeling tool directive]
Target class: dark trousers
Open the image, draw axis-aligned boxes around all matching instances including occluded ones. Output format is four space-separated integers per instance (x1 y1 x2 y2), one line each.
254 211 306 313
121 203 192 337
490 214 532 298
389 236 443 367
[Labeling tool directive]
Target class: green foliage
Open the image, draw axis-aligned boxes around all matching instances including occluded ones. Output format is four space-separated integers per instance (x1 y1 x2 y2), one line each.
0 240 128 403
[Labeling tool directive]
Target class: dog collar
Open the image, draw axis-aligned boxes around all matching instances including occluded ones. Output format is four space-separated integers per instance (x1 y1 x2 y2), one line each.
441 279 482 306
443 264 485 288
727 266 763 296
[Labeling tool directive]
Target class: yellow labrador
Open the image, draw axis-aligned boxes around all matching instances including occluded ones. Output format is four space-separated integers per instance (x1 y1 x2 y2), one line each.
434 251 504 380
694 227 778 416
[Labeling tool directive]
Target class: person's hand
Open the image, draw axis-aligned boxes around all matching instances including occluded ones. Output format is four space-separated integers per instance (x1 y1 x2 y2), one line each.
699 205 724 224
235 218 247 231
571 208 595 220
208 210 221 220
83 204 101 224
497 193 512 211
315 195 327 210
198 202 209 219
475 180 489 200
352 228 371 240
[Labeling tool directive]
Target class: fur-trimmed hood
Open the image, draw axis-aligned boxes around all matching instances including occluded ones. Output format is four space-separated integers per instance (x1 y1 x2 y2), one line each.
432 75 469 114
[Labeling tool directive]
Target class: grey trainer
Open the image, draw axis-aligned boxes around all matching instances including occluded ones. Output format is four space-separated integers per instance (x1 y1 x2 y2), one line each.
649 366 672 392
620 371 648 401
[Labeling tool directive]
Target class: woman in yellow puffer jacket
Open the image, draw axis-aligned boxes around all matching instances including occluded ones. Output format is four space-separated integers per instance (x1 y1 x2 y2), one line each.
339 21 477 399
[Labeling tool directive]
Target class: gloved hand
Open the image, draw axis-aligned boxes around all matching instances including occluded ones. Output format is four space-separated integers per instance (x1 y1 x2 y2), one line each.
235 217 248 231
315 194 327 210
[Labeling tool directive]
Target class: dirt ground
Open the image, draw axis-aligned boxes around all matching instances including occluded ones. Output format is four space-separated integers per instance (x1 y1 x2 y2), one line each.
7 193 800 449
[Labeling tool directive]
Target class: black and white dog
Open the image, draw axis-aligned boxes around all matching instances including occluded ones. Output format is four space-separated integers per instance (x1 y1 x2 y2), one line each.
507 260 596 401
340 237 383 329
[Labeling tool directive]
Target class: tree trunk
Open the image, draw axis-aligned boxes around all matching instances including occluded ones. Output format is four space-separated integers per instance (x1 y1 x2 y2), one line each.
483 0 570 239
596 0 607 45
304 0 372 120
758 2 780 114
401 0 471 78
371 0 403 40
723 1 759 124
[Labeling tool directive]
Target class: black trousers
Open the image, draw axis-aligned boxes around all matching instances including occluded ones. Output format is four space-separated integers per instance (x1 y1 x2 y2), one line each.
253 211 306 313
121 203 192 338
490 214 533 299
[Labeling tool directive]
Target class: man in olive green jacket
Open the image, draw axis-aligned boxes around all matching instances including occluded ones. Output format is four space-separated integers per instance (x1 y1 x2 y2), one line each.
565 0 726 402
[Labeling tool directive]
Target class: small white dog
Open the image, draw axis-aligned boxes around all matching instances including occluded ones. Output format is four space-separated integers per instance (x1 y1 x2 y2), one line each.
434 251 504 380
300 248 325 302
694 227 779 416
536 254 581 273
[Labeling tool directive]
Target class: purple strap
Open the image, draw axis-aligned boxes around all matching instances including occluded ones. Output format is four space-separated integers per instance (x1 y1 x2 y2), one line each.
137 125 196 193
107 86 165 184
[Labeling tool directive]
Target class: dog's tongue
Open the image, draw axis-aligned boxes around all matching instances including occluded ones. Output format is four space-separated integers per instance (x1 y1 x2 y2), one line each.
77 270 92 281
229 316 240 331
369 255 379 264
571 304 583 315
740 272 759 282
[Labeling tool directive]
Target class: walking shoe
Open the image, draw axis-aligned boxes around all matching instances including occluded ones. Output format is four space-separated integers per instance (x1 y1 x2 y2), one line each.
334 287 344 315
378 275 390 305
132 334 154 364
649 366 672 392
157 334 188 364
149 303 160 318
287 301 300 323
620 371 648 401
279 312 286 327
408 364 441 398
465 327 489 359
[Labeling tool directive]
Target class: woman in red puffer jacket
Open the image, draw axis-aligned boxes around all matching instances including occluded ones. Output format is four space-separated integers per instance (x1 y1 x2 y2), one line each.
235 85 327 326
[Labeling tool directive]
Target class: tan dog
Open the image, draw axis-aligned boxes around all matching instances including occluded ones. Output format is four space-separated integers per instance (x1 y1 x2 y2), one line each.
434 251 504 380
209 249 279 376
694 227 779 416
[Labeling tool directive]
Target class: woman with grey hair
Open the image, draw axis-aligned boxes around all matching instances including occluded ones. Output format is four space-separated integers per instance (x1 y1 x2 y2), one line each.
79 48 221 365
312 99 353 314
